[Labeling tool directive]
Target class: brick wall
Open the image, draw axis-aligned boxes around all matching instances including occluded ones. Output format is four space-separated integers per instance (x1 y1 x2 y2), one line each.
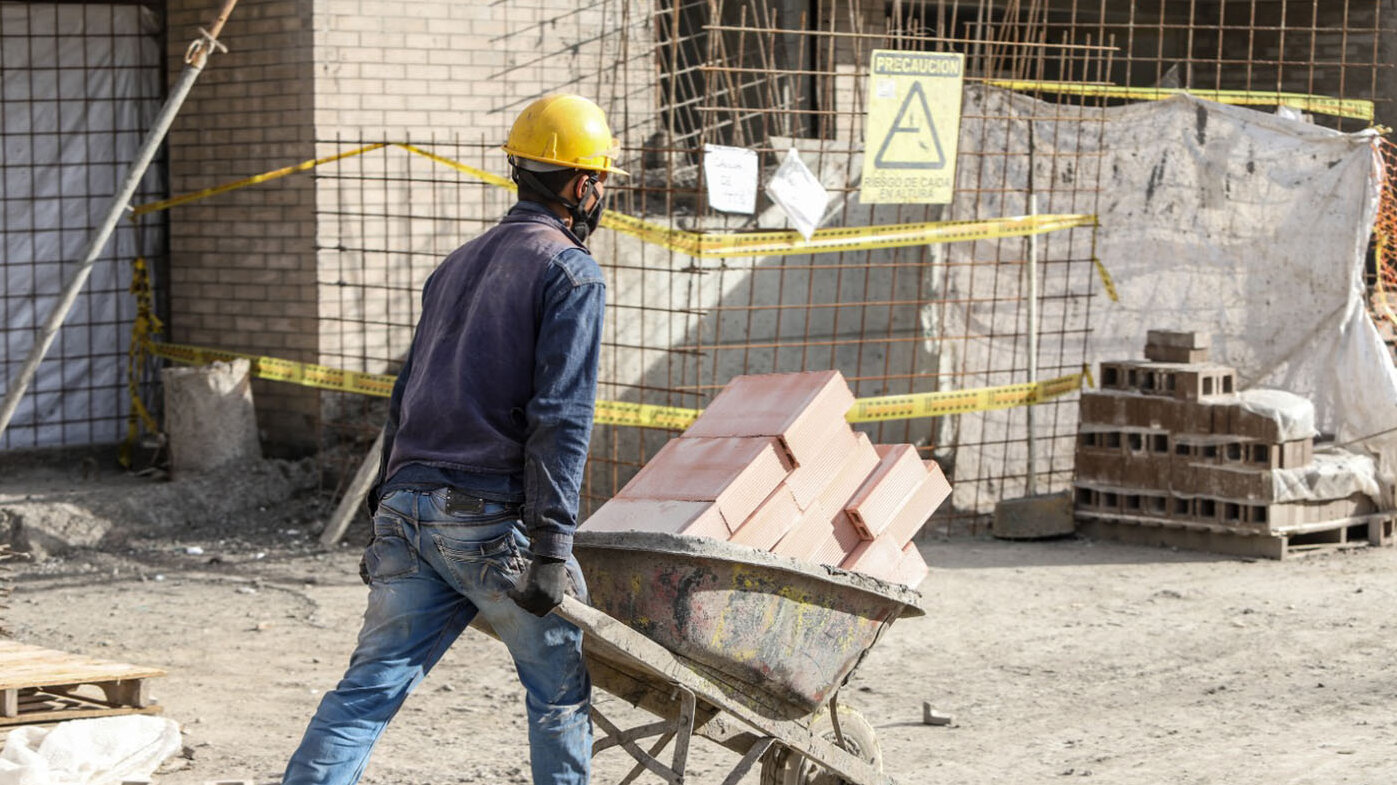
310 0 659 407
165 0 318 449
164 0 657 450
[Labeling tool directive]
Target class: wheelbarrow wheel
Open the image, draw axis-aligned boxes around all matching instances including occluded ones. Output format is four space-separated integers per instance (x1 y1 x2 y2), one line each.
759 704 883 785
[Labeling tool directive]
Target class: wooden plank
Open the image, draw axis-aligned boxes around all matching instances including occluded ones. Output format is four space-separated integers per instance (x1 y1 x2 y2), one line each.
103 679 151 708
320 429 383 547
0 642 164 691
0 682 166 727
1271 511 1396 536
554 597 896 785
0 640 167 672
0 662 166 690
1 690 16 718
0 642 163 684
0 703 162 727
1076 515 1384 560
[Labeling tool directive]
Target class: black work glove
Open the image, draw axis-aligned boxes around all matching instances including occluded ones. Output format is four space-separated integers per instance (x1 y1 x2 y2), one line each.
508 556 569 617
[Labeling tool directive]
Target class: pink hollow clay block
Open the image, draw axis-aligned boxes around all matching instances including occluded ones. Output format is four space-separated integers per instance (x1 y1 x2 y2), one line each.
840 535 906 583
785 424 862 510
807 512 865 568
682 370 857 468
771 502 834 560
729 484 803 551
772 505 863 567
616 436 791 531
892 541 930 589
844 444 927 539
580 498 730 541
813 432 881 513
880 460 952 547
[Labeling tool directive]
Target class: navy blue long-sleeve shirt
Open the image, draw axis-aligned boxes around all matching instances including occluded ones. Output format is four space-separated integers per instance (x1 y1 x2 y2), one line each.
373 202 605 560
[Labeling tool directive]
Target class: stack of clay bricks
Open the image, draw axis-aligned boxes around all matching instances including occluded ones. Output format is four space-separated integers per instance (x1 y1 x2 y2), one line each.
1073 330 1375 537
581 370 950 587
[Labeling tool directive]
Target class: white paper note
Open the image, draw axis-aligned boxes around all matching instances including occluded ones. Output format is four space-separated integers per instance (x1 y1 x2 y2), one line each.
703 144 758 214
764 148 829 240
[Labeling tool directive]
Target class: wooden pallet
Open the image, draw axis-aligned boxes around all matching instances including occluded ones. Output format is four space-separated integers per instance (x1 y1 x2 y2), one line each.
1076 510 1395 560
0 640 166 726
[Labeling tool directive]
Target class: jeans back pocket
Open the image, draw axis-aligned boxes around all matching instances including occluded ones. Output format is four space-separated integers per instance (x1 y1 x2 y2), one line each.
432 529 526 595
364 517 419 582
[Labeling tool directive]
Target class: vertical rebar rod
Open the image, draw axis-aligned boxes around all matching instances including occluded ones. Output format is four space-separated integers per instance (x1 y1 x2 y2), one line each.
0 0 239 439
1026 194 1040 497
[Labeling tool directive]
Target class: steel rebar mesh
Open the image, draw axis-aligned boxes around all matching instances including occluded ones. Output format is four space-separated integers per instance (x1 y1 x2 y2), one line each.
311 0 1388 531
0 2 168 451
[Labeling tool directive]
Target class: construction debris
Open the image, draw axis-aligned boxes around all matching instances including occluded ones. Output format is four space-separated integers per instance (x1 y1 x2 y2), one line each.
921 702 953 726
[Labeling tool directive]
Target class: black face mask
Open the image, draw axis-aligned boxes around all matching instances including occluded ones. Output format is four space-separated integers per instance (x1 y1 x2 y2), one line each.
512 166 604 243
571 177 605 243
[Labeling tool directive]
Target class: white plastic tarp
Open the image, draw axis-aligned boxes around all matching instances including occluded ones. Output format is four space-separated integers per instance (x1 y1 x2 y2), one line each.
942 87 1397 511
0 3 164 449
0 716 181 785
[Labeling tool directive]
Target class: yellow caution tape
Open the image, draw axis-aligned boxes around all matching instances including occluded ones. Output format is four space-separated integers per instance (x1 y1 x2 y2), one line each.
130 143 390 218
394 142 517 191
151 340 1085 426
129 142 1103 262
120 257 164 468
846 370 1085 423
148 343 397 397
130 143 1110 427
391 145 1099 257
988 80 1375 123
593 401 704 430
1093 257 1119 302
598 210 1096 259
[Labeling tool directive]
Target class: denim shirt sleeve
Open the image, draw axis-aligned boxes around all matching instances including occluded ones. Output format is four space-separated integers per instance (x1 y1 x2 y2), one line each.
367 272 433 514
524 247 605 559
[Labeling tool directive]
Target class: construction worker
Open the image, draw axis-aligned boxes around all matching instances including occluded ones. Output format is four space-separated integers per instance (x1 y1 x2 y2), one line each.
282 93 624 785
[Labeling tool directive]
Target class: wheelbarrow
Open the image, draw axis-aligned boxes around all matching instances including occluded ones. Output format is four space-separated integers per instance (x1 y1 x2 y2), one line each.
558 529 925 785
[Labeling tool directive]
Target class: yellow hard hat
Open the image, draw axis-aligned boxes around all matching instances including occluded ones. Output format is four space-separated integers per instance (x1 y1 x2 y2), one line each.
503 93 628 177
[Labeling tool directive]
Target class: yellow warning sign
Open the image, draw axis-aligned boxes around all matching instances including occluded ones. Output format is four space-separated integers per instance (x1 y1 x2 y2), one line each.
861 50 965 205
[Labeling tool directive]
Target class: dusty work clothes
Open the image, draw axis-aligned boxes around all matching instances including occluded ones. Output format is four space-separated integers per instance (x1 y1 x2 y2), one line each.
281 488 592 785
372 201 606 560
285 201 605 784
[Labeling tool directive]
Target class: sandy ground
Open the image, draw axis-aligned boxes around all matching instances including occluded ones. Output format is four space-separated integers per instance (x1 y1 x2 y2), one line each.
3 461 1396 784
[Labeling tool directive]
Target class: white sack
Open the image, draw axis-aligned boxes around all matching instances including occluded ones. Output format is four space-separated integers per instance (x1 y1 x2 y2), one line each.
1233 389 1318 442
0 716 181 785
1271 448 1382 503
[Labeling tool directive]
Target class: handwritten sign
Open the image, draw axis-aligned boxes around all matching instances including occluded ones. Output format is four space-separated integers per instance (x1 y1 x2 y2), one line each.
703 144 758 214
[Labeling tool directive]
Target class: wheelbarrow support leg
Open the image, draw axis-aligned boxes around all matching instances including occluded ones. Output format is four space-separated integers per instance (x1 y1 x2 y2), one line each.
617 730 676 785
671 687 696 778
591 686 697 785
719 737 775 785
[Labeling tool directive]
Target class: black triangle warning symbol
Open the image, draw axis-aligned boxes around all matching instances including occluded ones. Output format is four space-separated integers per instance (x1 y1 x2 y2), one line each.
874 82 946 170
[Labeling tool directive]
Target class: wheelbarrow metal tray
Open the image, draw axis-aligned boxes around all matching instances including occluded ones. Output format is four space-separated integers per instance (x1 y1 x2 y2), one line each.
573 530 924 720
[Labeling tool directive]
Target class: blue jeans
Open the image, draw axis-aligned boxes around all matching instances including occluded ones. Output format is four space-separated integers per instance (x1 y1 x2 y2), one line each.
283 488 592 784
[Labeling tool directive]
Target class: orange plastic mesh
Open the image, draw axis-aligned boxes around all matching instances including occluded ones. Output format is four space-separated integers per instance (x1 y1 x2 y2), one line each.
1372 137 1397 332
